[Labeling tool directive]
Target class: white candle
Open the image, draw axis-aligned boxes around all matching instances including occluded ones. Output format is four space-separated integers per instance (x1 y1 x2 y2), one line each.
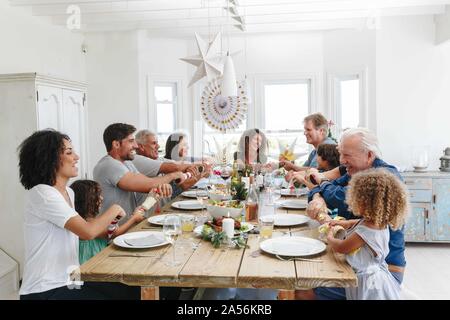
222 214 235 240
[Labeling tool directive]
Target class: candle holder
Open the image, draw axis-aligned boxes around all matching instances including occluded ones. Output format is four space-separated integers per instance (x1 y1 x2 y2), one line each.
412 146 429 173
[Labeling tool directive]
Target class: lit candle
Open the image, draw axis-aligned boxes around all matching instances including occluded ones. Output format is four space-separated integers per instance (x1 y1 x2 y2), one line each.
222 212 235 240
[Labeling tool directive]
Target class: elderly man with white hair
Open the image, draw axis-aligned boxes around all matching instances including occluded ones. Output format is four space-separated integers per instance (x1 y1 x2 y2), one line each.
132 129 209 198
296 128 406 300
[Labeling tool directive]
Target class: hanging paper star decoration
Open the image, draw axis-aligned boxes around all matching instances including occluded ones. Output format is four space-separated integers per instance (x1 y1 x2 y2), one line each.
180 32 224 87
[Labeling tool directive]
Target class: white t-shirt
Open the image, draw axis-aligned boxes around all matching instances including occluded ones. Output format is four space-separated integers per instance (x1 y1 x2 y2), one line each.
20 185 79 295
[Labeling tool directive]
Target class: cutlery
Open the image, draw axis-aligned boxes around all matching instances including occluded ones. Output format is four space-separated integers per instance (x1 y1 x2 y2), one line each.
275 255 323 263
280 227 308 235
108 253 157 258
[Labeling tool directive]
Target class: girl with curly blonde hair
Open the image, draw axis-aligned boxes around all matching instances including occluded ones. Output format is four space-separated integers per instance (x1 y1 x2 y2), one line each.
326 169 409 300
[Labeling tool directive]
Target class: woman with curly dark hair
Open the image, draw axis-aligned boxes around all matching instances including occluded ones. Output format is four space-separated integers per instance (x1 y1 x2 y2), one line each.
18 129 130 300
70 179 145 264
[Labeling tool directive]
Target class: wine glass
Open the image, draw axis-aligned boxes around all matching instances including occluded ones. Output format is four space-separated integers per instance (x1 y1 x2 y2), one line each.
196 189 209 224
163 215 182 266
264 172 274 190
271 182 282 215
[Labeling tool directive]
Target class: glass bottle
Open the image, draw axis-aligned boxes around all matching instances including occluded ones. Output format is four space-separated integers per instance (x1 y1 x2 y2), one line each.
231 158 241 186
245 182 259 223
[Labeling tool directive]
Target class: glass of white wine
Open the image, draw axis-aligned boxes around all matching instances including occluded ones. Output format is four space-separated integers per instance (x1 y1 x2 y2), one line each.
163 214 182 266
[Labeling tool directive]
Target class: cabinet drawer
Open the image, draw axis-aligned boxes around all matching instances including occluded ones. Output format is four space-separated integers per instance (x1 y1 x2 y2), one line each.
408 189 432 203
404 178 432 190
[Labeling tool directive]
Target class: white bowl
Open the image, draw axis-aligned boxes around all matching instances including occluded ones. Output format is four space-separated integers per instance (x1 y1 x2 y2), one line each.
207 201 245 219
208 191 232 201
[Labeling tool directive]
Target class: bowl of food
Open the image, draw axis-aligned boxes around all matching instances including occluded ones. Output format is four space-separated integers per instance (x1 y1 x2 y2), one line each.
208 189 232 201
206 200 245 219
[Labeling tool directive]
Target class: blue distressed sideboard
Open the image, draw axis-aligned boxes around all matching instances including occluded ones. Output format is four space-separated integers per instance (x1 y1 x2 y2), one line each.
402 171 450 242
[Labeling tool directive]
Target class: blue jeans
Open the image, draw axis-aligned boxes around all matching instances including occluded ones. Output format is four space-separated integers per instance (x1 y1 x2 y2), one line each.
314 271 404 300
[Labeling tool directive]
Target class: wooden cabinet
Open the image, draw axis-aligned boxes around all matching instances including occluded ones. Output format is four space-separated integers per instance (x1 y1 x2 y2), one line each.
402 172 450 242
430 178 450 241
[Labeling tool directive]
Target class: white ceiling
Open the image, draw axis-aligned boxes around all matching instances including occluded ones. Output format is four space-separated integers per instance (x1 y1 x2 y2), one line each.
8 0 450 36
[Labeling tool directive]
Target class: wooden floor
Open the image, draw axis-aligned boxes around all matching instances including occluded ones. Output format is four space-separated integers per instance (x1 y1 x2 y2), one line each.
4 243 450 300
403 243 450 300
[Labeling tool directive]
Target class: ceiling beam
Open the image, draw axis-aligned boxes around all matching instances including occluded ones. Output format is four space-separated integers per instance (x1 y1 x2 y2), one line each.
77 17 367 34
49 5 446 26
435 5 450 44
16 0 450 16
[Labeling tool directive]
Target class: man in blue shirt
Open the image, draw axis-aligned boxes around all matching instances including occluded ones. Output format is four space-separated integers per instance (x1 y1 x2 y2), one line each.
280 113 336 171
296 128 406 300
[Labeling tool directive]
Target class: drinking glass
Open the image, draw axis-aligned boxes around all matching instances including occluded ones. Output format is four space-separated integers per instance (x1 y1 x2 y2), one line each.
163 215 182 266
196 189 209 224
259 215 275 241
271 184 282 215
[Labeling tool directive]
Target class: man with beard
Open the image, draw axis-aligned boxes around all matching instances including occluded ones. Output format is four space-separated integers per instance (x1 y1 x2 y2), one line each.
93 123 185 224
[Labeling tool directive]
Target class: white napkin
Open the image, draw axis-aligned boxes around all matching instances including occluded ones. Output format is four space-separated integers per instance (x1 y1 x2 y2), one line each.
124 234 164 247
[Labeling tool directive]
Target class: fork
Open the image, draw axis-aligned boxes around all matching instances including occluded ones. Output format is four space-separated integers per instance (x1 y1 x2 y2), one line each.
108 253 157 258
275 255 323 263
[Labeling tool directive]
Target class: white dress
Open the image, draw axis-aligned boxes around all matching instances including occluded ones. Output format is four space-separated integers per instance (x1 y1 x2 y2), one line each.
345 220 401 300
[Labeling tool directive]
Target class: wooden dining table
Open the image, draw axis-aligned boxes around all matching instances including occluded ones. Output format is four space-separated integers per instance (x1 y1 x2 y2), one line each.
77 191 357 300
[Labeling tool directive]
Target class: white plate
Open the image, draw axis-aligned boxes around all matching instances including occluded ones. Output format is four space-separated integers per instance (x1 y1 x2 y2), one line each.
194 177 223 188
278 188 309 197
280 199 308 210
194 222 254 236
147 213 195 226
171 200 206 210
181 190 208 198
260 236 326 257
113 231 169 249
263 214 310 226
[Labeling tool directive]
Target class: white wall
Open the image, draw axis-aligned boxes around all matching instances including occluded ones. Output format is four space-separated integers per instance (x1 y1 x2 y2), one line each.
0 2 86 81
376 16 450 170
137 34 190 133
323 29 377 133
86 30 377 158
0 2 86 275
84 31 141 172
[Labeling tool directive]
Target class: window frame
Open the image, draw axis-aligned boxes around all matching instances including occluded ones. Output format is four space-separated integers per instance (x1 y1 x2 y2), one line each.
192 73 321 159
260 78 312 135
152 81 178 135
328 69 368 137
255 74 317 163
147 76 185 157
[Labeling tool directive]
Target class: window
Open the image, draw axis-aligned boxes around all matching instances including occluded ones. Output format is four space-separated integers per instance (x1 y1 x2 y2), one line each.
334 75 361 135
154 82 177 155
262 81 311 164
202 120 246 159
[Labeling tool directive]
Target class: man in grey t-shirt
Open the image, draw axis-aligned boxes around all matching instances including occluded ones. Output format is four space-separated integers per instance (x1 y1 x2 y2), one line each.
132 154 162 178
94 155 144 221
93 123 186 224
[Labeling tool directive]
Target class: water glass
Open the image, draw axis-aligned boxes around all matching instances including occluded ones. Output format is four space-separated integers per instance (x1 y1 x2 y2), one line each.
163 215 182 266
259 215 274 240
